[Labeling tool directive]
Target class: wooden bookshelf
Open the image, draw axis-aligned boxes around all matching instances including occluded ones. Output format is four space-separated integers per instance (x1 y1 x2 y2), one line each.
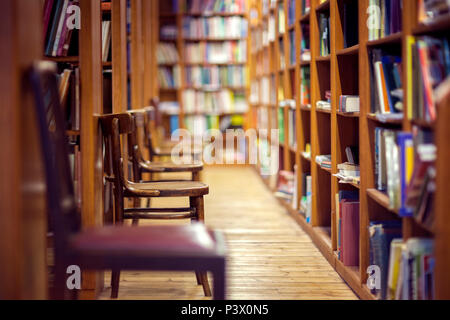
157 0 250 136
249 0 450 299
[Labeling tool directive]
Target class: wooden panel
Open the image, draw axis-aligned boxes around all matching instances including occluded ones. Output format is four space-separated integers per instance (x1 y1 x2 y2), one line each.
435 86 450 299
131 0 144 109
0 0 47 300
111 0 128 113
142 0 153 106
79 0 104 297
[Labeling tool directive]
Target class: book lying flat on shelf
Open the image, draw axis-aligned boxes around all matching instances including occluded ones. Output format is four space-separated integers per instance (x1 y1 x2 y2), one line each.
339 95 360 113
316 100 331 111
315 154 331 169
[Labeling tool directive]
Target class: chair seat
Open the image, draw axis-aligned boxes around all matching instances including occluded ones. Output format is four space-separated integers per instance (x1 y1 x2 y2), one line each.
140 160 203 173
125 180 209 197
69 223 225 268
154 145 202 157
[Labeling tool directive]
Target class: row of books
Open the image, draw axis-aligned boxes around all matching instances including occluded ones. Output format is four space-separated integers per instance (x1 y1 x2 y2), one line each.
43 0 80 57
182 89 248 114
368 0 402 41
289 31 296 66
369 221 435 300
279 38 286 70
182 16 248 39
386 237 434 300
418 0 450 24
374 126 435 228
287 0 296 27
301 0 311 16
336 191 359 266
315 154 331 170
277 100 296 145
157 43 180 64
184 65 247 88
300 66 311 107
184 114 245 135
278 3 286 35
409 35 450 122
370 49 403 115
299 173 312 223
158 66 181 89
160 24 178 40
181 0 246 14
58 67 80 132
319 13 330 56
184 41 247 64
262 0 277 16
300 23 311 62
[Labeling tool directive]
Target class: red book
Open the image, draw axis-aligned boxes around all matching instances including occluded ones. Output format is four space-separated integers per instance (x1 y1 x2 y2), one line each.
341 200 360 266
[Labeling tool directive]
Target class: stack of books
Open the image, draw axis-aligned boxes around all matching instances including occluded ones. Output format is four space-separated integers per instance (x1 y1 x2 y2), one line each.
275 170 295 202
316 100 331 111
334 162 360 186
315 154 331 169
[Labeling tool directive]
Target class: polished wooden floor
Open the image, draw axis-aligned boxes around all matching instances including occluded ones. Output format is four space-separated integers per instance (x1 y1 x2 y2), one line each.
99 167 358 300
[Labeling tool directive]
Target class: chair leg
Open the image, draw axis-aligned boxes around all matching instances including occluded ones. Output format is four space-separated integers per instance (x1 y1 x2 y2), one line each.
195 272 202 285
190 196 211 296
192 171 200 181
111 270 120 299
213 265 226 300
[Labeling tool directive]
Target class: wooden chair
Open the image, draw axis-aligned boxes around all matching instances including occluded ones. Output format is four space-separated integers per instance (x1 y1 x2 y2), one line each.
29 61 226 300
128 109 202 181
145 99 203 161
100 112 212 298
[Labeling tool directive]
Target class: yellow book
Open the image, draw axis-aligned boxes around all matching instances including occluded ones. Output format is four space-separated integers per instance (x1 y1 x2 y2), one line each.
406 36 416 120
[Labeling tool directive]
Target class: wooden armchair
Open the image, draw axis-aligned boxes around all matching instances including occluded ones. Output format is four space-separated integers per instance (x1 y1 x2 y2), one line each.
29 61 226 300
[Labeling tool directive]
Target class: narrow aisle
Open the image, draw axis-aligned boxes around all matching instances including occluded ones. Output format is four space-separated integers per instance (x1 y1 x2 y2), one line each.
100 167 357 300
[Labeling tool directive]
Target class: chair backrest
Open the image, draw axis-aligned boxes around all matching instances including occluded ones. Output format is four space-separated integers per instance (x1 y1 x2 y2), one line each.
99 112 133 223
127 110 147 181
143 106 158 160
29 61 81 255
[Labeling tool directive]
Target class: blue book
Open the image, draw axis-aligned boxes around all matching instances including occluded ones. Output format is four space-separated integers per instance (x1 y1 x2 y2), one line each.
170 115 179 134
368 220 402 299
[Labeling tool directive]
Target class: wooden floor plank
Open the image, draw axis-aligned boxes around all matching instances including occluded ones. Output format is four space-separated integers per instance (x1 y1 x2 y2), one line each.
99 167 357 300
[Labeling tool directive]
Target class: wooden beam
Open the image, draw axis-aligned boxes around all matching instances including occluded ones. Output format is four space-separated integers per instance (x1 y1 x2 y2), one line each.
131 0 144 109
79 0 104 298
111 0 128 113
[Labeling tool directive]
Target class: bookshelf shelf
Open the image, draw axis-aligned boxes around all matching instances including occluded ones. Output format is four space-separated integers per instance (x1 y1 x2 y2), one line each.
315 0 330 12
366 113 403 125
337 111 360 118
43 56 79 63
316 54 331 62
316 108 331 114
413 14 450 35
299 60 311 66
366 189 399 215
336 44 359 57
366 32 403 47
299 12 310 23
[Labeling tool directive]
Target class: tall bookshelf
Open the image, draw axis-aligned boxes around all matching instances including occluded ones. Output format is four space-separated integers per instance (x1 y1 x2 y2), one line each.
249 0 450 299
157 0 250 143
